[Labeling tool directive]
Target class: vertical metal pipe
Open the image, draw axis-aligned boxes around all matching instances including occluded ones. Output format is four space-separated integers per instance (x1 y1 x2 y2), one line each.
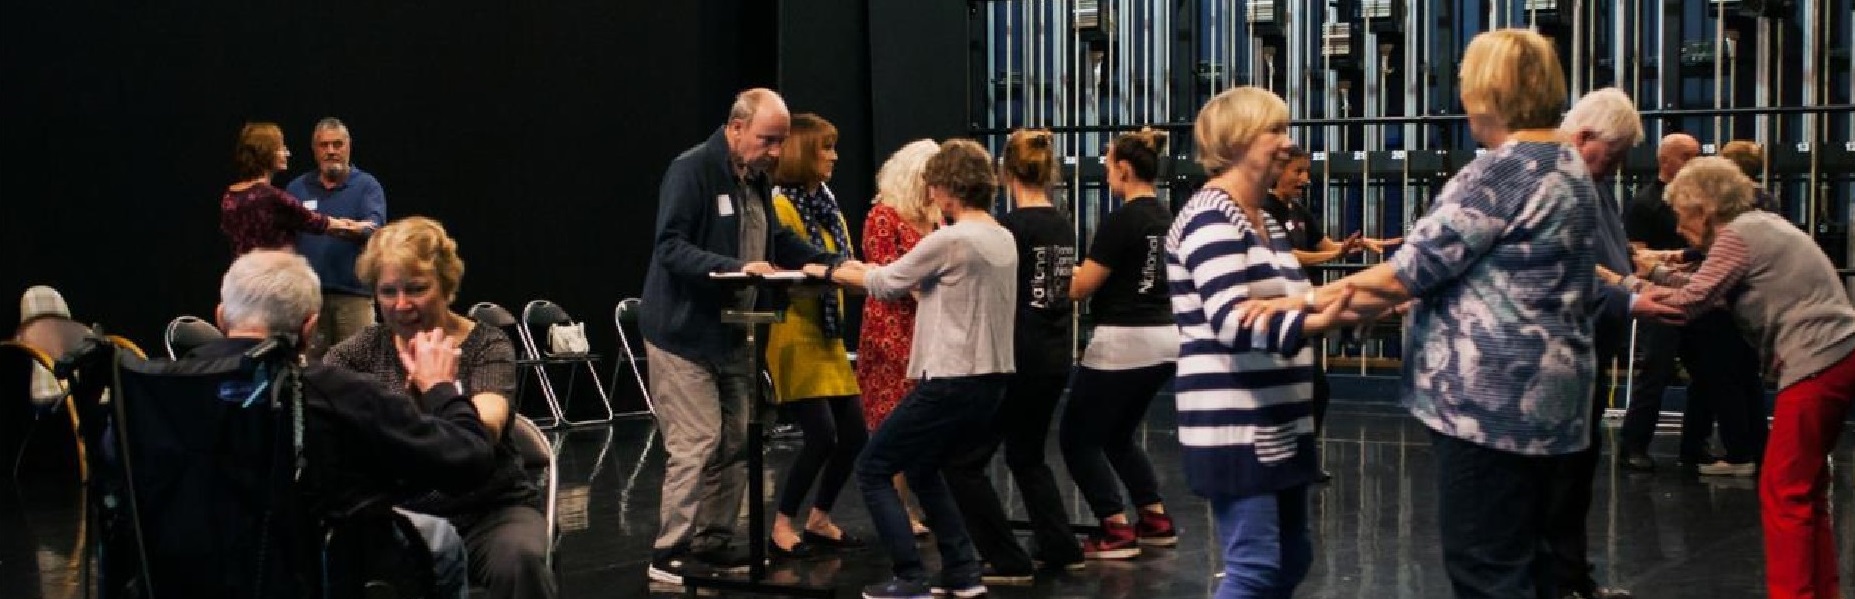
1805 0 1820 235
1572 0 1585 96
1757 16 1772 147
1615 0 1627 98
1716 0 1727 147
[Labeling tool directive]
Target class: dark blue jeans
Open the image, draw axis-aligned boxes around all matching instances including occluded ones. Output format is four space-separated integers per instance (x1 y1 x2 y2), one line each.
1433 431 1558 599
856 374 1006 584
1210 486 1312 599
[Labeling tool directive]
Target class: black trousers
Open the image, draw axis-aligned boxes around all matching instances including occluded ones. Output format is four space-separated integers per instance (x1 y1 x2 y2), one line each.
1621 311 1767 462
943 372 1083 573
1434 432 1559 599
774 395 868 517
458 504 555 599
1545 331 1621 597
1059 363 1173 520
1676 311 1767 464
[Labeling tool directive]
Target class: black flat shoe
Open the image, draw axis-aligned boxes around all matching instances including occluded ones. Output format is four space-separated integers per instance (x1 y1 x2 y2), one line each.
769 539 817 560
802 530 867 549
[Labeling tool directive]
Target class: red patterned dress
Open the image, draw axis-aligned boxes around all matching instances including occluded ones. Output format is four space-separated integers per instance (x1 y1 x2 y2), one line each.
855 203 928 432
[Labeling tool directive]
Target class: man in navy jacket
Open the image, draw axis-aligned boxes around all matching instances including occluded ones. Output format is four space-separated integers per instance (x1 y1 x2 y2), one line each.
641 88 845 584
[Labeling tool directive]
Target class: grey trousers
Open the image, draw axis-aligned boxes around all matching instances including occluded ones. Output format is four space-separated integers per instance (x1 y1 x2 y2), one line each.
646 341 752 552
309 293 376 361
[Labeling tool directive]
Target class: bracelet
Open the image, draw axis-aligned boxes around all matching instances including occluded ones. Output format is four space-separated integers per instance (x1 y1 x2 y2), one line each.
1303 290 1318 309
823 262 840 281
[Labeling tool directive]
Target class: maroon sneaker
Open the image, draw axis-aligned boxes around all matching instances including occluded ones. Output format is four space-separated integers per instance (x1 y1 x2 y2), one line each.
1135 509 1178 547
1081 520 1141 559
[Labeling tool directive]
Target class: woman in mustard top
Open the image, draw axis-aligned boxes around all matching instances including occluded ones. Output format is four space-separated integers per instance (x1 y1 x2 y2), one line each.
764 113 867 558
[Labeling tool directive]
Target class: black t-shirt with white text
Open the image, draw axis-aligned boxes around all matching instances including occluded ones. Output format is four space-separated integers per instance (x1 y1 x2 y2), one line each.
1084 197 1174 326
999 206 1077 376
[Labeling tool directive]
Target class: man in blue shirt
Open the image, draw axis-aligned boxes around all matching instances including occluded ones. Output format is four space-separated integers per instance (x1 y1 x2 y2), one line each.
288 118 385 361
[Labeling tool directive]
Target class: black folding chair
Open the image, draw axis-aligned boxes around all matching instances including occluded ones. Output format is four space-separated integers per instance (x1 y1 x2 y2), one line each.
506 414 559 573
516 300 613 427
606 298 654 417
163 315 223 360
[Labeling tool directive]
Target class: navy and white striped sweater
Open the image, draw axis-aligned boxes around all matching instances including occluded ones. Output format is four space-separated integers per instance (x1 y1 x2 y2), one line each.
1164 186 1319 498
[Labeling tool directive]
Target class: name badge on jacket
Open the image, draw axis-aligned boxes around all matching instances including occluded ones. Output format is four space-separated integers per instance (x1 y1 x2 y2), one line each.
717 194 734 216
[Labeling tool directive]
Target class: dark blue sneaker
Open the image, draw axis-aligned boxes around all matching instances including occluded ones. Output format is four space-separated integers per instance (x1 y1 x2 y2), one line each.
863 578 934 599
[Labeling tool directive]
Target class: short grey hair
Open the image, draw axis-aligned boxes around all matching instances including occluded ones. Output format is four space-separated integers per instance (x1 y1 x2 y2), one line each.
1560 88 1644 146
727 88 785 125
221 251 322 334
1668 156 1758 221
314 117 349 137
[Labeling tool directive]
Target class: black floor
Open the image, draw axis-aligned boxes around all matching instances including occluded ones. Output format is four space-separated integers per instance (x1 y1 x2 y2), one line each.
8 400 1853 599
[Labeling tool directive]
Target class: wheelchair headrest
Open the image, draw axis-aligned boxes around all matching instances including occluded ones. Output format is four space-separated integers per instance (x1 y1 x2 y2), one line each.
164 315 224 359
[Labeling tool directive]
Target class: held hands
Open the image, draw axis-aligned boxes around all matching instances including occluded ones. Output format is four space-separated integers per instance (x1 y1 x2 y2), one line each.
1629 287 1686 325
1596 265 1624 286
1361 237 1402 254
396 329 461 394
1230 283 1358 333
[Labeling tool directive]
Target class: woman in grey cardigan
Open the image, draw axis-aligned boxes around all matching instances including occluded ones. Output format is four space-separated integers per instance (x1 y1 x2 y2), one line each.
1604 156 1855 599
809 139 1017 599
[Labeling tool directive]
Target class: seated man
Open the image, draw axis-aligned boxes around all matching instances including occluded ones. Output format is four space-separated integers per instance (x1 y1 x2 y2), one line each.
190 250 497 598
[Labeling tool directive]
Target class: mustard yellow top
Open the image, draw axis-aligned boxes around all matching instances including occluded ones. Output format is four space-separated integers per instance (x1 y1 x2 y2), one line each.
764 192 860 402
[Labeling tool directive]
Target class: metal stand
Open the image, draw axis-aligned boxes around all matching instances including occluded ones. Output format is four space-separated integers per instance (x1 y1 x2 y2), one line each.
681 274 835 599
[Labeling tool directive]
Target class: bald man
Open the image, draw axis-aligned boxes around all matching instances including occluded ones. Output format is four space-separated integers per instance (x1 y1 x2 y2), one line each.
641 88 846 584
1618 133 1767 475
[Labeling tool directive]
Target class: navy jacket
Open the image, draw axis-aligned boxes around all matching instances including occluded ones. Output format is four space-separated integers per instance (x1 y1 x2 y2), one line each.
641 127 838 363
288 168 387 296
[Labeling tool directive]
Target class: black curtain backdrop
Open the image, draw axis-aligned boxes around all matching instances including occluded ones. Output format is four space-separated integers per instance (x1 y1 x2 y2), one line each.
2 1 776 391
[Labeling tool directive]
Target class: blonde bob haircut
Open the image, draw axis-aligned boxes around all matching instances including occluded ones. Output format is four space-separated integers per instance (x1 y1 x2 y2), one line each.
1194 86 1290 176
1459 28 1568 131
1667 157 1759 223
875 139 942 225
356 216 467 303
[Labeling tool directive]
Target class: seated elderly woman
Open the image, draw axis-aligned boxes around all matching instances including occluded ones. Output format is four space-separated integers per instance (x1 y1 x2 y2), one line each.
1604 157 1855 599
323 216 554 599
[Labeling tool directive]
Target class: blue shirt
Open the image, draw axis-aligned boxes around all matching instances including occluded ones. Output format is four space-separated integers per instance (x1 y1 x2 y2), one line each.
1390 141 1599 456
288 167 386 296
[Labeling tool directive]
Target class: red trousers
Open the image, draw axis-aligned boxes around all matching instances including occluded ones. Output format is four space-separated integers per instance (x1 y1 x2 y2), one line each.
1763 348 1855 599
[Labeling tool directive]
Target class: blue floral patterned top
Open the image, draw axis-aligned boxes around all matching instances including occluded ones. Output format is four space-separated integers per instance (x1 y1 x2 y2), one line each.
1390 141 1600 456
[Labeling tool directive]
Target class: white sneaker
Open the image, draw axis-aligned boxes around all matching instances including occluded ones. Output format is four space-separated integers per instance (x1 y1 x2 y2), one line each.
1697 461 1756 477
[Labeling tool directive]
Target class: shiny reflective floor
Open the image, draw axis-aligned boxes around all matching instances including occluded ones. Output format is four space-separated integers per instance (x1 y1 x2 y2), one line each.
8 400 1853 598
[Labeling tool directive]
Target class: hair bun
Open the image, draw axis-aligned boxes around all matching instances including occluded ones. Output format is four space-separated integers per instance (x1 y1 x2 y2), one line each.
1028 131 1052 150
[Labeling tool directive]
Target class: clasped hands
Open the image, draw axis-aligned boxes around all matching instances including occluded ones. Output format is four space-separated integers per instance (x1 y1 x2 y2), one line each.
395 328 461 394
1228 283 1377 335
1336 232 1402 257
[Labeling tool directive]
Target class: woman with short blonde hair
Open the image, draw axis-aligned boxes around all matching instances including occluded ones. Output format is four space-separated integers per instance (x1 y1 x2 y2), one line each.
1276 28 1602 597
1166 86 1355 598
327 216 554 599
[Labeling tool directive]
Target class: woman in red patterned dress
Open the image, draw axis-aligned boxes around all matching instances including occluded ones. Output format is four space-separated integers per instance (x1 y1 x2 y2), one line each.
857 139 940 535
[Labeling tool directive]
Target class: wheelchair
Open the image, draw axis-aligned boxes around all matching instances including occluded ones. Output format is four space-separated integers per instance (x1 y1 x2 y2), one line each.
62 332 439 599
